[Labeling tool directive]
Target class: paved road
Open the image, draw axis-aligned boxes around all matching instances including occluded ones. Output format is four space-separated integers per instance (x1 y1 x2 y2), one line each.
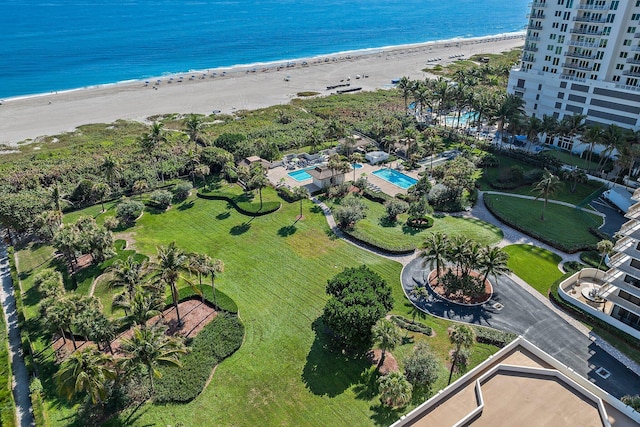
402 257 640 399
0 238 35 427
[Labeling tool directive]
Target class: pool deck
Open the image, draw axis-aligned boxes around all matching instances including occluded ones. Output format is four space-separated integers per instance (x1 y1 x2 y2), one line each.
268 162 423 195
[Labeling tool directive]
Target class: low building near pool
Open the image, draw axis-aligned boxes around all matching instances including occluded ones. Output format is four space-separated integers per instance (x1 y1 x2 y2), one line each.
307 165 345 189
365 151 389 165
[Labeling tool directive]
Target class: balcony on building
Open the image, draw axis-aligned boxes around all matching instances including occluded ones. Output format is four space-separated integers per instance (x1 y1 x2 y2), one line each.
527 23 543 31
568 40 599 48
573 16 606 24
619 218 640 238
526 13 546 20
577 3 609 10
528 1 547 7
569 28 603 36
626 58 640 65
562 62 593 71
623 70 640 78
560 73 587 83
564 51 595 60
523 45 538 52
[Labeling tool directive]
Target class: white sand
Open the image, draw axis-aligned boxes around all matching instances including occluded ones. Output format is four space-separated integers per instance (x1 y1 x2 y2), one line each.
0 33 524 146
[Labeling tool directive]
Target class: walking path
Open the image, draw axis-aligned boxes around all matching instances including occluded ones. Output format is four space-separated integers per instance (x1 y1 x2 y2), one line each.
310 192 640 381
0 235 35 427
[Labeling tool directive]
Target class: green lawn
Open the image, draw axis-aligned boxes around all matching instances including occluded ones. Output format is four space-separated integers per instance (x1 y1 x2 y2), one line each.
15 184 501 427
333 197 503 251
503 244 564 295
484 194 602 252
545 149 609 172
477 154 605 205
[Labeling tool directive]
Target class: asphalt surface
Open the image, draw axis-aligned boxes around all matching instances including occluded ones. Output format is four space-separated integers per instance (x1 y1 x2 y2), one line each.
402 257 640 399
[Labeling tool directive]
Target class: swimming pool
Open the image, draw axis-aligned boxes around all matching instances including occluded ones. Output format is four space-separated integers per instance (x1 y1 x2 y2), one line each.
372 168 417 189
445 111 479 125
287 167 315 182
352 163 363 169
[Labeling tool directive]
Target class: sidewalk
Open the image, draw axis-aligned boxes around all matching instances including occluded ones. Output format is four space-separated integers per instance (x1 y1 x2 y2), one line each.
0 236 35 427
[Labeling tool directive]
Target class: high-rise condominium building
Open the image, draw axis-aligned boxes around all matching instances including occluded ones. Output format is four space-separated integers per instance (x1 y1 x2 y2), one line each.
508 0 640 152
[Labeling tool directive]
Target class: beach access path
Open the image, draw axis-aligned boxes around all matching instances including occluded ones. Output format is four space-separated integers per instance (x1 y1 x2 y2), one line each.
0 34 524 146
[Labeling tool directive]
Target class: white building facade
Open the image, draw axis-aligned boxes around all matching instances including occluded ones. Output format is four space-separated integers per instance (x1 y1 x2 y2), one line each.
508 0 640 153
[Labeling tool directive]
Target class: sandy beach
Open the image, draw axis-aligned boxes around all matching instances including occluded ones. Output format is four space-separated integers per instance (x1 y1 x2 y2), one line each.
0 33 524 146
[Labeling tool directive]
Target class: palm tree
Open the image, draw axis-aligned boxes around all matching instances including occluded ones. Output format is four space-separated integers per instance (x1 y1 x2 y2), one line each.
132 179 149 200
203 257 224 306
596 240 614 271
562 168 587 193
448 236 471 275
421 128 442 171
92 182 111 212
49 183 72 213
419 232 449 283
140 122 167 182
35 209 63 241
478 246 510 284
493 93 525 141
101 154 122 189
582 124 604 171
540 114 559 145
109 255 148 305
248 164 269 210
184 114 204 147
54 346 116 404
524 115 543 150
371 319 402 369
292 186 310 219
396 77 415 113
127 286 163 326
532 169 562 220
558 114 586 165
348 153 364 182
597 124 624 173
188 252 212 302
44 298 77 349
447 324 475 384
149 242 193 326
377 371 413 407
119 324 186 392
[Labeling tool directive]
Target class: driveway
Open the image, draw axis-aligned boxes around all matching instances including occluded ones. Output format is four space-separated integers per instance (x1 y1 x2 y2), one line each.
402 257 640 399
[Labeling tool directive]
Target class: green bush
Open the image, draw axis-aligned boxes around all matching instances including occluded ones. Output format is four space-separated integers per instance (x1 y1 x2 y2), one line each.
197 190 280 216
580 251 603 269
149 190 173 210
341 227 416 254
170 287 238 314
276 186 296 202
406 216 434 229
154 313 244 403
390 315 433 336
473 326 516 348
174 182 193 201
115 198 144 224
0 297 17 427
362 188 392 204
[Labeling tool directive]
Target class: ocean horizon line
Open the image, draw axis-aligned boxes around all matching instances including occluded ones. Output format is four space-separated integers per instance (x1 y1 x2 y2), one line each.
1 31 525 104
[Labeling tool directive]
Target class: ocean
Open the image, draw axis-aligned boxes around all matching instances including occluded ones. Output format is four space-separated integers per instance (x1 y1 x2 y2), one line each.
1 0 529 99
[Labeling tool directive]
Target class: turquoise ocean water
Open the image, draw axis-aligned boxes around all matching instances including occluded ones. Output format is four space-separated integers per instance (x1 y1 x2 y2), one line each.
1 0 529 99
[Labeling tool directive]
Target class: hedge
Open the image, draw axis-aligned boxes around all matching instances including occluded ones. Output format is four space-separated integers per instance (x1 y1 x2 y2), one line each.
197 191 280 216
168 286 238 314
473 326 516 348
154 313 244 403
362 188 393 204
390 315 433 336
340 228 416 254
406 216 434 229
549 274 640 349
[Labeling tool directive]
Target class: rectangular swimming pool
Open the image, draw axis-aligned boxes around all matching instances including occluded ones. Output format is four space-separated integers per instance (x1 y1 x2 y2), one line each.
372 168 417 189
287 167 315 182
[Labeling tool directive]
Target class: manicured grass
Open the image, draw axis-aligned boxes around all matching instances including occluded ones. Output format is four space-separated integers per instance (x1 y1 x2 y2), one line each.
333 197 503 252
477 154 605 205
484 194 602 252
502 244 564 295
545 149 608 172
14 189 502 427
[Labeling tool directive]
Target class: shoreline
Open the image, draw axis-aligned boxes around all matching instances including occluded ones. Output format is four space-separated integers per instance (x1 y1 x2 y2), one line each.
0 32 525 147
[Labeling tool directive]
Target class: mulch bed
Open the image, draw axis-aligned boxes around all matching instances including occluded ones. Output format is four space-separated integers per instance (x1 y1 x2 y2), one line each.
427 268 493 305
53 299 217 360
367 349 399 375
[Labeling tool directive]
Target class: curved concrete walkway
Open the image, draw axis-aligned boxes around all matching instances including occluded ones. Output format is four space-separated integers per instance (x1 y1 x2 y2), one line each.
0 235 35 427
311 194 640 396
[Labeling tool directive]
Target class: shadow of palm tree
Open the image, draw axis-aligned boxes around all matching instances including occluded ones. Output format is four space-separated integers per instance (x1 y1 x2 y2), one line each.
277 225 297 237
230 223 251 235
177 200 195 211
369 401 406 426
216 211 231 220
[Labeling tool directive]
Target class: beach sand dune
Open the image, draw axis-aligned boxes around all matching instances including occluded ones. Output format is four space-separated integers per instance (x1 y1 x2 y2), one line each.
0 34 524 146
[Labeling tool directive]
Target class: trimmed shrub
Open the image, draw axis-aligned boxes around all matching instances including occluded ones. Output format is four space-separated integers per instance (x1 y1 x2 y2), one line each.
103 216 119 230
276 186 296 202
174 182 193 202
169 287 238 314
197 190 280 216
390 315 433 336
473 326 516 348
362 188 392 204
149 190 173 210
406 216 434 229
116 198 144 224
154 313 244 403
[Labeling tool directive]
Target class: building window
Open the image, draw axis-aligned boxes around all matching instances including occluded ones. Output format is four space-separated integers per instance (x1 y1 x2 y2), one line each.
557 92 565 99
607 14 615 23
625 39 633 46
616 63 625 70
613 75 621 82
610 0 619 10
628 27 637 34
621 51 629 58
555 46 562 55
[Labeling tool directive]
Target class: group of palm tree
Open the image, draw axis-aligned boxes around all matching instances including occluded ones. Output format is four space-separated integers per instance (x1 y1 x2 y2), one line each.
52 241 224 406
419 232 510 292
